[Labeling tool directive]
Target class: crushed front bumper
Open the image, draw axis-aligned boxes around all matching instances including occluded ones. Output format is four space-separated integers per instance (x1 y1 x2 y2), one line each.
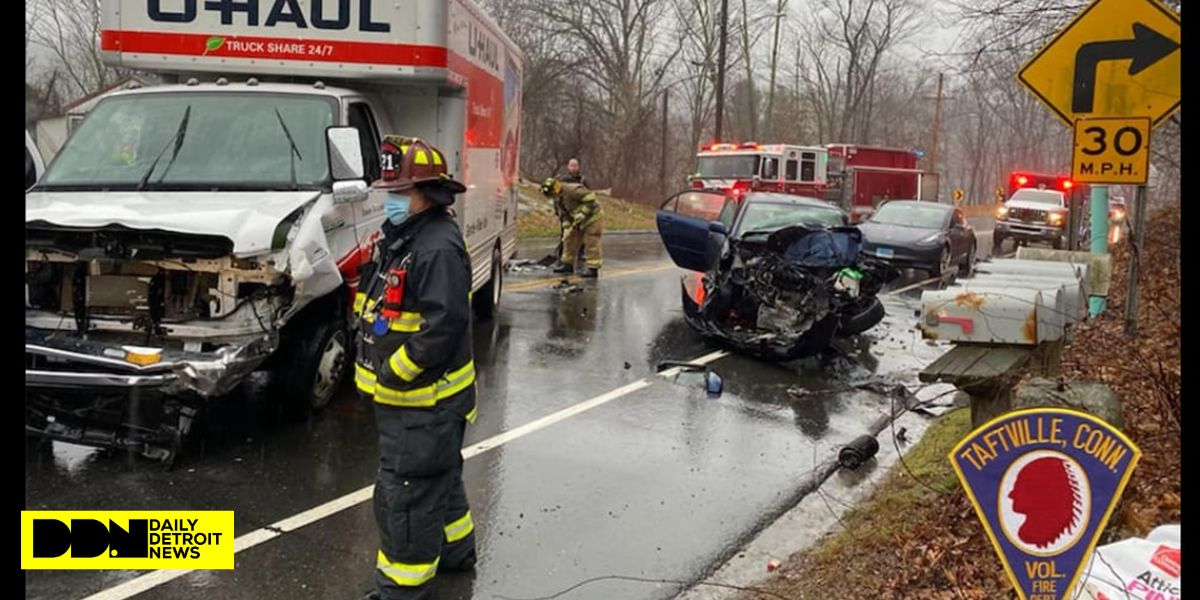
25 328 277 460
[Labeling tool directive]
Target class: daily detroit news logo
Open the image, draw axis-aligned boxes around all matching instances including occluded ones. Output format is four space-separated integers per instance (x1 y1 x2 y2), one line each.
951 408 1141 600
21 511 234 570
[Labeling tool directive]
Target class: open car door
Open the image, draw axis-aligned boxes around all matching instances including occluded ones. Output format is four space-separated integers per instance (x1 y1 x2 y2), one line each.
656 190 733 272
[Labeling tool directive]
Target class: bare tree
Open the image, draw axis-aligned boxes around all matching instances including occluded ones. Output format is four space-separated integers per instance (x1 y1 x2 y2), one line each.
801 0 922 143
28 0 132 101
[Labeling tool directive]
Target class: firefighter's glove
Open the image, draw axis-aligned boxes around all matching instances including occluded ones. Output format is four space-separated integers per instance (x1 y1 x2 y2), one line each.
571 213 586 229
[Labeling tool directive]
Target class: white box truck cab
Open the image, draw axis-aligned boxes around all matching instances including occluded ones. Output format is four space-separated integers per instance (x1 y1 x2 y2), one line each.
25 0 522 459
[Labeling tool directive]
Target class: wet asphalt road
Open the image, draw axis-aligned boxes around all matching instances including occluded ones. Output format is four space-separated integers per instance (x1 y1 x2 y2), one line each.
25 230 993 600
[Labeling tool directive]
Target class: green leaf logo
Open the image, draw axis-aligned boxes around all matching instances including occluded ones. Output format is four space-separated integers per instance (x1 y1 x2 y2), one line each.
205 36 225 52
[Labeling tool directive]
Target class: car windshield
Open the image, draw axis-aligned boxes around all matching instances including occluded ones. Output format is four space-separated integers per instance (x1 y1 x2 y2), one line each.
40 92 336 190
696 155 760 178
869 202 948 228
1009 189 1065 205
736 200 845 235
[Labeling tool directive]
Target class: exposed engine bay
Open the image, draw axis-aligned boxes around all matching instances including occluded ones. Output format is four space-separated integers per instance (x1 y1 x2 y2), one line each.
24 215 344 461
682 225 898 360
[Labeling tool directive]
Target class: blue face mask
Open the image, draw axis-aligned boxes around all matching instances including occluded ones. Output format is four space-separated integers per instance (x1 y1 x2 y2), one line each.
384 193 410 225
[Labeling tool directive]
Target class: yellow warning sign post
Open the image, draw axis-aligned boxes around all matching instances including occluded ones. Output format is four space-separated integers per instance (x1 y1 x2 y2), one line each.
1018 0 1180 128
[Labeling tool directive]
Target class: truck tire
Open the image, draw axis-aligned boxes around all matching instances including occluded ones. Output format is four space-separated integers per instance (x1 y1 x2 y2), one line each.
838 296 886 336
473 245 503 320
1052 235 1064 250
274 312 350 421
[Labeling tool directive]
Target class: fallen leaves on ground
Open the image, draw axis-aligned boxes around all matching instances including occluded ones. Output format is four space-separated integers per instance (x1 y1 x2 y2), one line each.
740 205 1179 599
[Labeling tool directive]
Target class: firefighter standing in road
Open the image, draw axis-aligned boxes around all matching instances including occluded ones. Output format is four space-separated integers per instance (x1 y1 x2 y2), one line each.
559 157 588 186
355 136 477 600
542 177 603 277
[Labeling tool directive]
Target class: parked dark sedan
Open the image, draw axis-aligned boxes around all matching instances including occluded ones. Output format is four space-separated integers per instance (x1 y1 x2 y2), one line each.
656 190 898 361
857 200 976 277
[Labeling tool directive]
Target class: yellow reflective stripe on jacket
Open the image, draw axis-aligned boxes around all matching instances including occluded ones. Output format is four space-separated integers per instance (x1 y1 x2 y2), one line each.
388 346 424 382
373 361 476 408
376 551 438 587
353 293 366 315
355 364 377 394
388 311 423 332
444 511 474 543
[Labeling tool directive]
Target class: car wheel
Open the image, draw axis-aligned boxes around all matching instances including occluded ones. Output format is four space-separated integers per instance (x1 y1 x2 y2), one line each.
275 316 350 421
958 243 976 277
992 233 1005 256
934 244 953 277
838 296 885 336
473 246 503 320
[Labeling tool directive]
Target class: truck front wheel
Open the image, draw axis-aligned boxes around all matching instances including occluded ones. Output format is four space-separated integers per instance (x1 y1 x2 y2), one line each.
274 314 350 421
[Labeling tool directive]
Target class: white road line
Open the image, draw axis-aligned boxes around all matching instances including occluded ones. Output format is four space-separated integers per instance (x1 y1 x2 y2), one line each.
80 349 731 600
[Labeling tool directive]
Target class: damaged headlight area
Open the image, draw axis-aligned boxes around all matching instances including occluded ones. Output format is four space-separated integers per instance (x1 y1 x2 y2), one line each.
684 225 897 361
25 226 294 460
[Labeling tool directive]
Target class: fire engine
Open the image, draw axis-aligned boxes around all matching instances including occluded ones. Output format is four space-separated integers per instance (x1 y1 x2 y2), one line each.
689 142 938 221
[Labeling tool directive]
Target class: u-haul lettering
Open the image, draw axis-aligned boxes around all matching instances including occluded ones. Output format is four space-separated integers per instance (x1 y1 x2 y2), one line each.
467 22 499 71
148 0 391 32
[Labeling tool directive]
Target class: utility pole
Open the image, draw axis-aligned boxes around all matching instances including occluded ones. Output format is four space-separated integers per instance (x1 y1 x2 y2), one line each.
660 89 669 198
714 0 730 142
930 73 944 177
765 4 786 129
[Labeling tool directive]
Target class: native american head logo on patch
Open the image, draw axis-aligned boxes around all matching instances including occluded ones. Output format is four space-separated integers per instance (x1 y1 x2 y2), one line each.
999 450 1092 556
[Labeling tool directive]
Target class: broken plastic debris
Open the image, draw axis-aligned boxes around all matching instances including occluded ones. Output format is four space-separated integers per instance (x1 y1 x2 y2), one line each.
766 559 782 572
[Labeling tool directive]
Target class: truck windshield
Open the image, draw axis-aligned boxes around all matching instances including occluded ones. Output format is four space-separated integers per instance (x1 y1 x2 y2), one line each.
696 155 760 178
1009 189 1065 205
40 93 336 190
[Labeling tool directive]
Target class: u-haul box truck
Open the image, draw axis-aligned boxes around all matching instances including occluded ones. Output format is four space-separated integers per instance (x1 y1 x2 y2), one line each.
24 0 522 460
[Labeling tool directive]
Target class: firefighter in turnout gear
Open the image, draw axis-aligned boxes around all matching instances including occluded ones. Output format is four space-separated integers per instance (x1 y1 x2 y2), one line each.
355 136 477 600
541 177 603 277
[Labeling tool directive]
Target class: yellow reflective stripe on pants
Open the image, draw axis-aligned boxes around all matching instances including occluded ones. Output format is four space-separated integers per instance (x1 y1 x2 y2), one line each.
355 364 377 394
376 551 438 587
374 361 476 408
465 406 477 424
389 346 423 382
444 511 474 543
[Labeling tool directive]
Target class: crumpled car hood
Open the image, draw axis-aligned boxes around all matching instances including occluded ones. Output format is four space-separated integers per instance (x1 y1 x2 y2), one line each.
26 190 322 256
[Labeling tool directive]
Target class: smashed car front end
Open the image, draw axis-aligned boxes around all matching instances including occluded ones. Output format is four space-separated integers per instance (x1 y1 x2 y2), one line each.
683 226 896 360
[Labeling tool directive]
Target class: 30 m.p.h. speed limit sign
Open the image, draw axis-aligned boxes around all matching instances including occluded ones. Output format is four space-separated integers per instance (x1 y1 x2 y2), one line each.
1072 117 1151 184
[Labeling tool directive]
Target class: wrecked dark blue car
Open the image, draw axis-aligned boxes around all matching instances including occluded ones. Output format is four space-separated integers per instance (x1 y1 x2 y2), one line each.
656 191 898 361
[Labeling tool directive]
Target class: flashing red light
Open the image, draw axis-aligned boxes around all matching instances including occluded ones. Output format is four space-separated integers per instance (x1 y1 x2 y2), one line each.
691 179 704 190
1061 179 1074 190
1016 175 1029 186
729 180 751 198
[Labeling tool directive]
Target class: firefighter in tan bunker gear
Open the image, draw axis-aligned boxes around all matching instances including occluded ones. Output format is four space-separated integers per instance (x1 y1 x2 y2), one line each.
541 177 603 277
355 136 477 600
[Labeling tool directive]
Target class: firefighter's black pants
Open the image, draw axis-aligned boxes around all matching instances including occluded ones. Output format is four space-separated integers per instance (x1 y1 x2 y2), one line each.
373 405 476 599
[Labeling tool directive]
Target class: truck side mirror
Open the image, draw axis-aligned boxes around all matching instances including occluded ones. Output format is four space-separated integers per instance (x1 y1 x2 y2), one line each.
327 126 365 181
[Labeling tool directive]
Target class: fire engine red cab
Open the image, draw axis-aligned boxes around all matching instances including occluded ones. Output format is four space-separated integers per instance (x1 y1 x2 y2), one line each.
689 142 937 222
